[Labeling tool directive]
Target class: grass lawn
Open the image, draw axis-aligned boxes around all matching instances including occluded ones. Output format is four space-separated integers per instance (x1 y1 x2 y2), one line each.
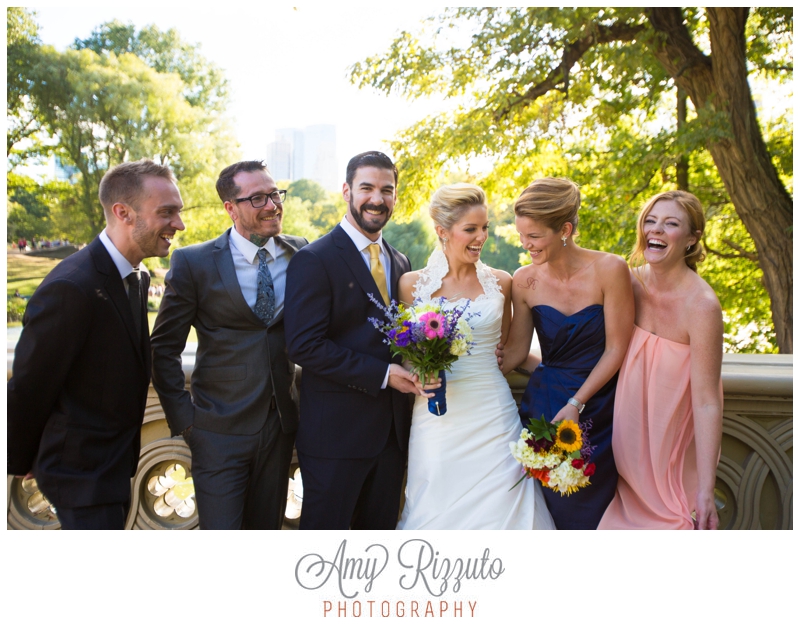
7 252 196 342
7 252 61 297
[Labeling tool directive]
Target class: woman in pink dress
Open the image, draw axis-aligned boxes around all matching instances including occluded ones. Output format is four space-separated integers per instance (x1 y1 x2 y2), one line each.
598 190 723 530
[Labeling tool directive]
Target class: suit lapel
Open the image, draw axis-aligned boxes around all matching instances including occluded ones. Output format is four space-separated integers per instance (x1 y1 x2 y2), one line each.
89 238 147 369
275 234 302 256
331 225 387 304
213 228 264 325
385 242 407 302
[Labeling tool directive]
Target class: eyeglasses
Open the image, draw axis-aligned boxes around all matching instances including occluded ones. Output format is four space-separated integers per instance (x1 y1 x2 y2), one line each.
233 190 287 208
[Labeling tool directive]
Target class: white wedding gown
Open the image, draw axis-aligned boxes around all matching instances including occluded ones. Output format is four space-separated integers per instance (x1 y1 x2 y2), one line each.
397 250 555 530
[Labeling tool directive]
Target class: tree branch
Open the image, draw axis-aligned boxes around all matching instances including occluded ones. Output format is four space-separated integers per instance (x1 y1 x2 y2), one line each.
704 237 759 263
644 8 713 103
494 20 647 121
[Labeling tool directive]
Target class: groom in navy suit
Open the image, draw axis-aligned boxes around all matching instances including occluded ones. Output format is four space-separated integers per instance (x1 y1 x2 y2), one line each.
285 151 430 529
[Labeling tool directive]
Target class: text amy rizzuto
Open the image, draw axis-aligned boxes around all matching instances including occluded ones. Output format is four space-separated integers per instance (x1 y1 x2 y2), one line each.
295 539 505 618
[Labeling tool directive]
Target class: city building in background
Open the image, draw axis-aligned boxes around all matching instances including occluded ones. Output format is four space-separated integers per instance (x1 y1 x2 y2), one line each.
267 124 337 190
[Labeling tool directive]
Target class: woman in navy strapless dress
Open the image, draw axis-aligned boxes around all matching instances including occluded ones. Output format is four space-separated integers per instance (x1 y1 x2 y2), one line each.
502 178 634 529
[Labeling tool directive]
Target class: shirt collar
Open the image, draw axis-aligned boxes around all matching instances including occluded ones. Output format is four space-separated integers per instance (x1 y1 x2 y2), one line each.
340 214 384 253
99 229 137 279
229 226 278 263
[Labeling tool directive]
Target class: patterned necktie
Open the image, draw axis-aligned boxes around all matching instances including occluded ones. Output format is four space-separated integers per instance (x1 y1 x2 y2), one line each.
367 243 390 306
126 269 142 342
254 248 276 325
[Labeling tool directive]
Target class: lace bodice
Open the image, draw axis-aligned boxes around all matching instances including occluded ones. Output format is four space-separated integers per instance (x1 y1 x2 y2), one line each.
411 247 505 370
412 247 502 304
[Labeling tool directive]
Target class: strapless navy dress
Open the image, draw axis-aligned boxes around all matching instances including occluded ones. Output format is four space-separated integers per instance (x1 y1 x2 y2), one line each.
519 304 619 529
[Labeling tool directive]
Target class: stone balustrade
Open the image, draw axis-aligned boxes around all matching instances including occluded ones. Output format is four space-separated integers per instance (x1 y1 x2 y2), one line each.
7 342 792 530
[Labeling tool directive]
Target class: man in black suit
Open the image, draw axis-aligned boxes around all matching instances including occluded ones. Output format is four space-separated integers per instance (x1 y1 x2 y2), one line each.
7 160 185 529
151 161 307 530
285 151 432 530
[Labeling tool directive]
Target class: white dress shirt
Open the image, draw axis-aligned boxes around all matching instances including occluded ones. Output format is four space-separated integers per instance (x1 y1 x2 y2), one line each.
228 227 289 326
339 215 393 389
99 229 145 294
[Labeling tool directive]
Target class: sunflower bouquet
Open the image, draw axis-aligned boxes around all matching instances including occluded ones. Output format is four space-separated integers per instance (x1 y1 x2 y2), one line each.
509 415 596 496
368 295 478 416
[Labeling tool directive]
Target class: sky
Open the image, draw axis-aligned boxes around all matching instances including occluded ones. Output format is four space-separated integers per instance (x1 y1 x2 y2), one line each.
26 2 450 186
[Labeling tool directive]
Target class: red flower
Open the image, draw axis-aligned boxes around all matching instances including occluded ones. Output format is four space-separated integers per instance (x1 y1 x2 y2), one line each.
528 468 550 484
583 462 596 477
571 458 584 469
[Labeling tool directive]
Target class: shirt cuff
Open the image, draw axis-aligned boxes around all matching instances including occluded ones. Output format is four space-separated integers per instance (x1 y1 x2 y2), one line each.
381 365 391 389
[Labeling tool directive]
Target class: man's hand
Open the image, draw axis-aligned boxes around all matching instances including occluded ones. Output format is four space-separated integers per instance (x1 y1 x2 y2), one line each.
495 342 505 369
388 363 438 397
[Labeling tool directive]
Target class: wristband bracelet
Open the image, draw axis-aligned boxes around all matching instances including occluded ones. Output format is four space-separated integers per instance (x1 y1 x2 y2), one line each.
567 397 585 414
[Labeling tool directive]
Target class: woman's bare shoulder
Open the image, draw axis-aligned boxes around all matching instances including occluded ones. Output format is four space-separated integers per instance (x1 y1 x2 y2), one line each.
399 270 421 286
489 268 513 296
686 273 722 317
591 250 630 285
512 262 537 280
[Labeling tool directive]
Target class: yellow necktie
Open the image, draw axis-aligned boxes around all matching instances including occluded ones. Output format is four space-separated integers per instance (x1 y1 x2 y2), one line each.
368 243 390 306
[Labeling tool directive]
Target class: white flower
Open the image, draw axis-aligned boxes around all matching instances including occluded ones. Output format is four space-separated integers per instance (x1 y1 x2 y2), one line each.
456 318 473 342
450 338 468 356
547 460 590 494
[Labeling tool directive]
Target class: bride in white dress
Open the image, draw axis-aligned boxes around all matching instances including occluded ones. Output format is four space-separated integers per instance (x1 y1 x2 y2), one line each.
396 183 555 530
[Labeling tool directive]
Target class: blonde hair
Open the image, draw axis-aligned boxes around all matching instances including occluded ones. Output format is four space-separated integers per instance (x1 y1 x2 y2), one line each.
630 190 706 272
513 177 580 234
429 183 487 237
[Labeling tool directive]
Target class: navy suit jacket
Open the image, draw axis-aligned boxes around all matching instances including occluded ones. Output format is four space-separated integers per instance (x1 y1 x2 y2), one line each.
284 224 412 459
7 237 150 508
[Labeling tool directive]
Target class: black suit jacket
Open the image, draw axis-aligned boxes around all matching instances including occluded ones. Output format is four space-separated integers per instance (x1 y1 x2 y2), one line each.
284 224 412 459
151 229 308 437
7 237 150 509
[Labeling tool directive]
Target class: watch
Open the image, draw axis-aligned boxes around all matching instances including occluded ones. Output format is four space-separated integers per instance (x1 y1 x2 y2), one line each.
567 397 585 414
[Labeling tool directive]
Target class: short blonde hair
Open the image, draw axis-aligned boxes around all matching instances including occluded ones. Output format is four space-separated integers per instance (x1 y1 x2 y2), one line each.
429 183 487 236
513 177 580 233
630 190 706 272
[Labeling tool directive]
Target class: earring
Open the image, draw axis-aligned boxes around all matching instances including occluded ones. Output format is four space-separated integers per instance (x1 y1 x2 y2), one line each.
442 238 448 252
686 245 691 251
561 236 567 247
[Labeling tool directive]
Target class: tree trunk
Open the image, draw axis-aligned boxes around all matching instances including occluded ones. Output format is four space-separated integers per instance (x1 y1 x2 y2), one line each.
646 7 793 353
676 87 689 191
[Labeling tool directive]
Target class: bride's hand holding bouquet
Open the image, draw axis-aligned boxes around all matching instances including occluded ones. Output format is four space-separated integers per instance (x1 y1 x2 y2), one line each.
368 295 478 415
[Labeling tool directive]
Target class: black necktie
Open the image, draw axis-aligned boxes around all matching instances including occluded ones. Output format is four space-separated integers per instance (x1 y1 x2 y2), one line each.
126 269 142 342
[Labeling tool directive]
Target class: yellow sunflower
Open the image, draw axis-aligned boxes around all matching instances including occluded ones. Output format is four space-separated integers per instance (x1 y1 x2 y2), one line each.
554 420 583 453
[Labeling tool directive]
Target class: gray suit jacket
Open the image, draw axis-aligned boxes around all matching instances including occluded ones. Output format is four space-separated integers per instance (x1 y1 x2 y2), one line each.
151 229 308 437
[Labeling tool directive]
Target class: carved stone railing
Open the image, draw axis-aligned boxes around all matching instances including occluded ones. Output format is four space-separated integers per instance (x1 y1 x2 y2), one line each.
7 342 792 530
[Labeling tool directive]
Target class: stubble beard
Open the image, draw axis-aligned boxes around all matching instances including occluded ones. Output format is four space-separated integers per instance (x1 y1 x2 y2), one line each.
132 213 163 259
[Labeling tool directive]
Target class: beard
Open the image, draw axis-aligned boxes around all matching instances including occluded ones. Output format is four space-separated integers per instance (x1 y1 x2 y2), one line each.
349 198 391 235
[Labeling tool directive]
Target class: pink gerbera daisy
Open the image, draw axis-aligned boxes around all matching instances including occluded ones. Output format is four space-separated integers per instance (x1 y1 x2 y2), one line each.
419 312 446 339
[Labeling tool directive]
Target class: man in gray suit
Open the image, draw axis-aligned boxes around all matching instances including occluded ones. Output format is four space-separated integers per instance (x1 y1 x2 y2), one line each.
151 160 307 529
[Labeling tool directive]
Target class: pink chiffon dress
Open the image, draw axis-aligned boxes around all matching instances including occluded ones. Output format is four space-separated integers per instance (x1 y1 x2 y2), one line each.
598 325 719 530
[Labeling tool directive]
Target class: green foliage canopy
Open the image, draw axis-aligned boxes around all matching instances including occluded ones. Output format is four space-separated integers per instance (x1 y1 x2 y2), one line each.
350 7 793 353
6 11 240 249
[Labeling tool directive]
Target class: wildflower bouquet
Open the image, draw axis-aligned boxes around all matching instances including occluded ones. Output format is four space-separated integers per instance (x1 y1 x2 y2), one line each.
368 295 478 416
509 415 596 496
